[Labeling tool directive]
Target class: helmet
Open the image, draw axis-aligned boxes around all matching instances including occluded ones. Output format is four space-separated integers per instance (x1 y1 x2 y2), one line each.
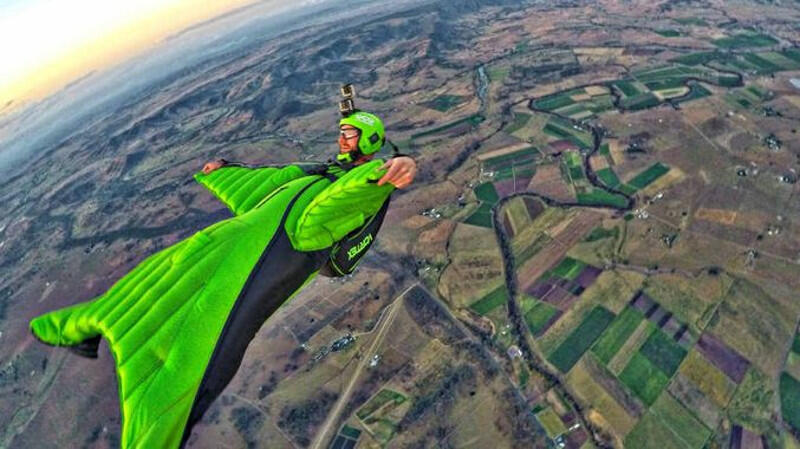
338 111 385 163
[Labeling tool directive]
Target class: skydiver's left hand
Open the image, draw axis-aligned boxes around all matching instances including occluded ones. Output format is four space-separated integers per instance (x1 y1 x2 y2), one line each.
378 156 417 189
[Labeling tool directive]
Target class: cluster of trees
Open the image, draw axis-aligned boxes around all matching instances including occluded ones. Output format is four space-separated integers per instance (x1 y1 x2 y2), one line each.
230 406 265 449
398 364 477 431
404 287 465 344
277 391 338 447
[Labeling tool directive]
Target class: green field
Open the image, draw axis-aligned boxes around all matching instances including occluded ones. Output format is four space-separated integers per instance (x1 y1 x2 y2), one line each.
548 307 616 373
556 102 593 119
426 95 466 112
781 373 800 432
624 412 686 449
640 330 688 376
464 203 494 228
614 80 643 97
357 389 407 420
551 256 586 280
586 95 615 113
536 407 568 438
622 93 661 111
655 29 681 37
543 118 593 148
469 285 509 315
628 162 670 190
674 17 708 26
619 352 670 405
483 147 539 170
505 112 533 134
654 393 711 448
625 394 711 449
742 53 785 74
713 33 778 49
618 184 638 196
534 93 576 111
565 151 584 181
543 122 572 139
341 425 362 439
474 182 500 204
675 83 712 103
576 189 629 208
584 226 618 242
785 49 800 63
525 301 560 335
411 114 485 139
670 51 722 66
645 78 687 91
592 307 645 364
596 168 621 188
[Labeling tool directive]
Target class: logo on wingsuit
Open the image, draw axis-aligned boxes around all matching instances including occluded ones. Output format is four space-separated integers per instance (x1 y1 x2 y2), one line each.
347 233 374 260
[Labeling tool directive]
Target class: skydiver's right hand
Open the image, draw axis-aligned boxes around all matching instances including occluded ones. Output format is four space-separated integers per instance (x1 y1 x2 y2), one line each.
202 159 227 175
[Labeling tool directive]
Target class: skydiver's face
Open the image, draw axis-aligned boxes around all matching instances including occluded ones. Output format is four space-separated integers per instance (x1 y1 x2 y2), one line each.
338 125 360 154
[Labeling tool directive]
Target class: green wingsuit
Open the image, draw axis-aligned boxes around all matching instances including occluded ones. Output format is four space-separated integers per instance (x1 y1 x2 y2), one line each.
29 159 395 448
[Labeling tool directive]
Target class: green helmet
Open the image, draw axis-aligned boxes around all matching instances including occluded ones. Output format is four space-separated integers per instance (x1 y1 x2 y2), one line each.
338 111 385 163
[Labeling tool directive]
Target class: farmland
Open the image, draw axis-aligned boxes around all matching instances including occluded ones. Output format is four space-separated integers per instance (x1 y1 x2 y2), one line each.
17 3 800 449
548 306 615 373
592 307 645 365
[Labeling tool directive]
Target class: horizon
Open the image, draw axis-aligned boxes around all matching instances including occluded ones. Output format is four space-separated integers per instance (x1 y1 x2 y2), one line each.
0 0 259 110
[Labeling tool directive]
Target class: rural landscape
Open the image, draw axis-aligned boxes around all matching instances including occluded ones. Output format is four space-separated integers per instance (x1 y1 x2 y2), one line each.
2 0 800 448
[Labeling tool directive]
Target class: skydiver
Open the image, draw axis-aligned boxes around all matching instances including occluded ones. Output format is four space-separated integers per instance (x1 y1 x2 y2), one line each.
30 104 416 448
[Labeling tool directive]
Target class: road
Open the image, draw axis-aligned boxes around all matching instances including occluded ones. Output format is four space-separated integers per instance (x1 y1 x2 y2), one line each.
308 283 416 449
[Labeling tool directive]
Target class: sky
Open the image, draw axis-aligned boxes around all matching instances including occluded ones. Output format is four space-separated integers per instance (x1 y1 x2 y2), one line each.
0 0 256 108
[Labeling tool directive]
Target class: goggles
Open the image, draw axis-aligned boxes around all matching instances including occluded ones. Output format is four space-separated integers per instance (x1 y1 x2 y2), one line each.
340 128 360 139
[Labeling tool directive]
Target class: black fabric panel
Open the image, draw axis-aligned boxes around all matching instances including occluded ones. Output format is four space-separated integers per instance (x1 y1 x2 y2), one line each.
320 198 389 277
180 181 328 447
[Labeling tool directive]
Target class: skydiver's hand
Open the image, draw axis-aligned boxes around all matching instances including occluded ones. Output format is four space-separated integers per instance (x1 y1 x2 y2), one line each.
378 156 417 189
202 159 227 175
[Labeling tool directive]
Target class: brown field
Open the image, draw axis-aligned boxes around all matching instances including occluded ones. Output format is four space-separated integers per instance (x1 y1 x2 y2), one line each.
574 47 625 57
438 223 505 309
668 373 722 429
580 270 645 314
707 278 800 376
607 138 625 166
695 333 750 384
589 155 609 171
643 274 726 334
517 210 601 292
527 164 575 202
414 219 457 263
565 236 617 269
477 142 536 161
585 85 611 96
695 207 737 226
679 349 737 407
566 357 638 441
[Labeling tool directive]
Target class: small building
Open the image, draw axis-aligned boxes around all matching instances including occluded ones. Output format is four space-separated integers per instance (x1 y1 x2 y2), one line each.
331 334 356 352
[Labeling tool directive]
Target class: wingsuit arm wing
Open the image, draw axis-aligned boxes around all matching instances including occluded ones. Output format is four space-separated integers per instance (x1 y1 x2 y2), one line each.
194 164 309 215
289 159 395 251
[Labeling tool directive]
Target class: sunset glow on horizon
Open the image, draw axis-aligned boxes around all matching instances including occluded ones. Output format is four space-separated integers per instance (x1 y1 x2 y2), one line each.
0 0 256 108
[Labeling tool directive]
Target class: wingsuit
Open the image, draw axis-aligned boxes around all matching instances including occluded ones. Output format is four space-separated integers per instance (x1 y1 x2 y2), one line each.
29 156 398 448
